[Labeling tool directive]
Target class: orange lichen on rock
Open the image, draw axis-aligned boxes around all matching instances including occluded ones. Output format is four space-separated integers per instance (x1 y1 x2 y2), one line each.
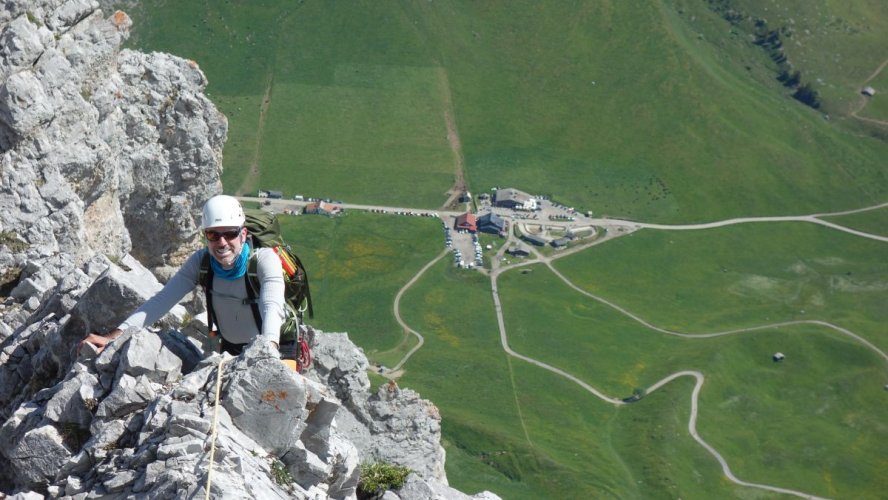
111 11 132 30
260 390 289 402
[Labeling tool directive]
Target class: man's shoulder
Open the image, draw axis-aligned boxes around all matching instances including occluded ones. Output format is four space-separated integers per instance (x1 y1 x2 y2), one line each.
253 246 281 266
254 246 278 258
185 247 210 268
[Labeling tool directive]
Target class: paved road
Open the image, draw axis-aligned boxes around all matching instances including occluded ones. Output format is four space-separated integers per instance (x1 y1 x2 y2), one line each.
242 196 888 243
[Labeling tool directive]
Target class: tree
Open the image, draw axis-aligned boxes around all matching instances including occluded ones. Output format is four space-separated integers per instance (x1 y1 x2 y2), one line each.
792 83 821 109
777 68 801 87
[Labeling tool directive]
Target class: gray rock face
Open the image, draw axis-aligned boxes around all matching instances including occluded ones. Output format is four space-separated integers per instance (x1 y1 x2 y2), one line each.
0 0 226 302
0 2 500 499
310 333 447 482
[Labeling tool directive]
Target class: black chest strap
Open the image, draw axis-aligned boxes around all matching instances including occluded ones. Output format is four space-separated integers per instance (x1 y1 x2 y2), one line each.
201 251 263 336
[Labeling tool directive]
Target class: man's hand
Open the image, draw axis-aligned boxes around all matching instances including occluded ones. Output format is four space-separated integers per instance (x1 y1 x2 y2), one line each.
79 329 123 355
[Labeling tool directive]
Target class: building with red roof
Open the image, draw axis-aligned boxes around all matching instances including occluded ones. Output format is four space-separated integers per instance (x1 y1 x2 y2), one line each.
454 212 477 232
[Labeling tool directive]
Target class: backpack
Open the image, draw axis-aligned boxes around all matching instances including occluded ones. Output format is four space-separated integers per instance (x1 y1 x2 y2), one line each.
199 207 314 371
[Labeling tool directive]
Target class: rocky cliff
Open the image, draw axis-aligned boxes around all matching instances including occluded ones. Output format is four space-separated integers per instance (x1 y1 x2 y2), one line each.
0 2 498 499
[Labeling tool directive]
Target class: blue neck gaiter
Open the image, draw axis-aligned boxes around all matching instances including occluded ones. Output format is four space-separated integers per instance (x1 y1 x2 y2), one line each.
210 241 251 280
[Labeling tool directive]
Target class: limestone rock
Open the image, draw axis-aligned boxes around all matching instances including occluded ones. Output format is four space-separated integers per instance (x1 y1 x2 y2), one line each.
0 1 500 498
0 0 226 318
311 333 449 483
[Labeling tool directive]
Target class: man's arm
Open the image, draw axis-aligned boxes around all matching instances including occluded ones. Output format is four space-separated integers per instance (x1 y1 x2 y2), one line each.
80 250 203 353
117 250 203 331
255 248 286 346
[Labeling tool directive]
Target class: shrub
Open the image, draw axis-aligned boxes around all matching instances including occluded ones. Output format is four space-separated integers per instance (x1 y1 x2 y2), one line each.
792 83 821 109
358 461 411 499
270 458 293 486
0 231 28 253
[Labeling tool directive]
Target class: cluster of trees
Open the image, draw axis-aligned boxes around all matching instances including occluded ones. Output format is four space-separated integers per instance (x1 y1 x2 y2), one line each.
706 0 822 110
756 25 821 109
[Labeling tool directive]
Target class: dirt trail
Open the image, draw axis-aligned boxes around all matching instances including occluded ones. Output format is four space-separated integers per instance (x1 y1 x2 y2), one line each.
436 68 468 210
235 71 275 196
379 249 449 375
849 57 888 127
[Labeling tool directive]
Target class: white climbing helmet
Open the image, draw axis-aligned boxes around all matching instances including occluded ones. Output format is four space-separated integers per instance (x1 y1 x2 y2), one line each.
201 195 245 229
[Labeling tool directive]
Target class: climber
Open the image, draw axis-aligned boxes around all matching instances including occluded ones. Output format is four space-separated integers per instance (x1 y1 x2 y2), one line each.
80 195 288 356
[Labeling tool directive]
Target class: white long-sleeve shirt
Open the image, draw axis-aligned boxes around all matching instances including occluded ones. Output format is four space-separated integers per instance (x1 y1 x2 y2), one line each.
119 247 286 344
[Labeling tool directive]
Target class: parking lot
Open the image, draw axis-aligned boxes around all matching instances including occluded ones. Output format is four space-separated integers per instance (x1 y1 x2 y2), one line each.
441 216 482 268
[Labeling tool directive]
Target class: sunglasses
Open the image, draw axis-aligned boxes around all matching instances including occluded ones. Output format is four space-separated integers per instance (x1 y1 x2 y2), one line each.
205 228 242 242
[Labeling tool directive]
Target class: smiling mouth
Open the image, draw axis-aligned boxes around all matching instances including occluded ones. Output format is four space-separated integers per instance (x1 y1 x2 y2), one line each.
213 246 234 260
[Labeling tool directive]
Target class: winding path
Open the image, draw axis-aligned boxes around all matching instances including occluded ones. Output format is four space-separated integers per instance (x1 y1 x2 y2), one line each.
386 201 888 499
586 201 888 243
632 212 888 243
385 249 449 373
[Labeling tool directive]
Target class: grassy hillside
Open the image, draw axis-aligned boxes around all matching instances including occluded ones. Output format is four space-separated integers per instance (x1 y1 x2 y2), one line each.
498 262 888 498
823 205 888 237
553 223 888 343
276 212 888 499
121 0 888 221
698 0 888 116
276 211 442 357
112 1 888 498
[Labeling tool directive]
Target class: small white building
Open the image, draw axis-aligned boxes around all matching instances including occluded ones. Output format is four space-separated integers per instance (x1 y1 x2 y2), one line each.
773 352 785 362
862 86 876 96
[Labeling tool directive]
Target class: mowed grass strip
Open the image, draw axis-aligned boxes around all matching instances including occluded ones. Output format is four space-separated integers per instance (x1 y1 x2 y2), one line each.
123 0 284 192
126 1 456 206
214 93 264 192
553 223 888 343
278 211 442 355
498 263 888 498
258 66 454 207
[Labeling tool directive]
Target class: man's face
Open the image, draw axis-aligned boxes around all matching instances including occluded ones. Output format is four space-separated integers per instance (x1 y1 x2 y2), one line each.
204 226 246 269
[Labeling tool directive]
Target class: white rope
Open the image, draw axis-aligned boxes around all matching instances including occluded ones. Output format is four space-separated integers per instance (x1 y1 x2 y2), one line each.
205 357 228 499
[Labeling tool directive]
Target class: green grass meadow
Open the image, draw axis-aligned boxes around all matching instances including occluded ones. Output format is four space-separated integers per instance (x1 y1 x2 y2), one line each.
552 223 888 344
498 261 888 498
123 0 888 220
823 206 888 237
704 0 888 115
394 251 888 499
114 1 888 498
282 214 888 498
278 211 442 359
